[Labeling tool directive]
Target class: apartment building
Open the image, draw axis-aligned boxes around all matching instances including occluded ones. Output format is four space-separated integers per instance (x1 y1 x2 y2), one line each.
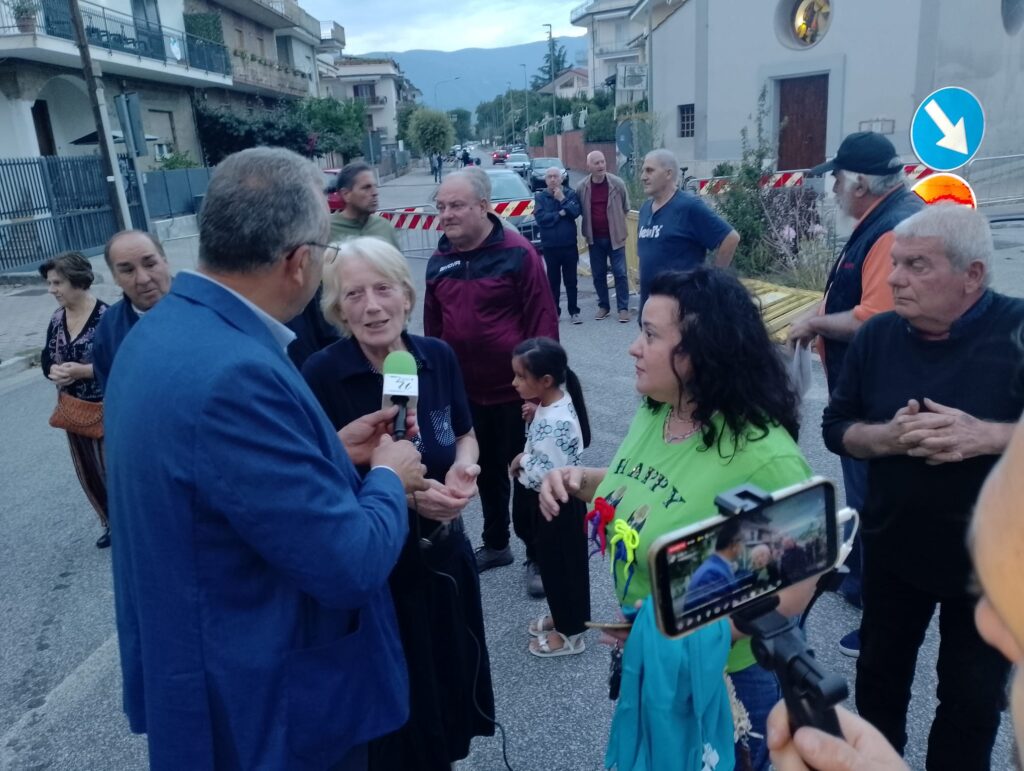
639 0 1023 178
193 0 322 106
537 67 589 100
570 0 645 108
0 0 231 165
317 55 419 147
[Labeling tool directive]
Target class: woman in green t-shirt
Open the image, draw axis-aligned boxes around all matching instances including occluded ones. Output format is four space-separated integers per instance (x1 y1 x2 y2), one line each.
541 268 814 771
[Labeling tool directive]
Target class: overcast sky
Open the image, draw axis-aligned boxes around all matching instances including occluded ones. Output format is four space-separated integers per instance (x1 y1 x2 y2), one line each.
304 0 587 54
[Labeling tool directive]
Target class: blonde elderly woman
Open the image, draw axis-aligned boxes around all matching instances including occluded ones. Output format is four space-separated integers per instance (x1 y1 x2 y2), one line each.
300 236 495 770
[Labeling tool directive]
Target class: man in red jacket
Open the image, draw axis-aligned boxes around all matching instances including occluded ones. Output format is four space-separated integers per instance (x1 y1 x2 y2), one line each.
425 171 559 587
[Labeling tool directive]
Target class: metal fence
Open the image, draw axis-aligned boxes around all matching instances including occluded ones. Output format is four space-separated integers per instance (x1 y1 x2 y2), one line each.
963 155 1024 206
378 207 440 259
0 155 143 271
144 168 213 219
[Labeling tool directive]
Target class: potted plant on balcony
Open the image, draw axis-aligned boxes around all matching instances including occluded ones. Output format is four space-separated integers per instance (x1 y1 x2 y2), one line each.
7 0 40 33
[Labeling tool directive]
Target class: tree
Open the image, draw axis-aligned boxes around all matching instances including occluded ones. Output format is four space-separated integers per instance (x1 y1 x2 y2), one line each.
530 42 568 90
293 97 366 159
396 102 420 144
195 100 308 164
449 108 472 145
408 109 455 156
194 97 366 164
583 108 615 142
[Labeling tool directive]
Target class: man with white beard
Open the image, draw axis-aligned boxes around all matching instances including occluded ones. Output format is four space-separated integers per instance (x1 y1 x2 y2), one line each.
787 132 924 657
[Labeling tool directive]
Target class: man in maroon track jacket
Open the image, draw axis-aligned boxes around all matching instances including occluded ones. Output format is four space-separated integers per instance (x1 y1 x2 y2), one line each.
425 171 559 585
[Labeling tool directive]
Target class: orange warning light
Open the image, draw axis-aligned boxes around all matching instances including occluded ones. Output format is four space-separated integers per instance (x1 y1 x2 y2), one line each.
911 172 977 208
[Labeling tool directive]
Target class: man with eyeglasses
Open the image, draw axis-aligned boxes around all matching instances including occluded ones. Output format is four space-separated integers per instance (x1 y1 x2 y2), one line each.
104 147 428 771
425 171 558 588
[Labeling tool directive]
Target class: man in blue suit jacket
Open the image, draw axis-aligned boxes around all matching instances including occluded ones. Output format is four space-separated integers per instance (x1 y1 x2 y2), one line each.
104 147 427 770
93 229 172 393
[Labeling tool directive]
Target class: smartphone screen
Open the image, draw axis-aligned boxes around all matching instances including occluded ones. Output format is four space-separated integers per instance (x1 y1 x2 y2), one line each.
650 479 837 638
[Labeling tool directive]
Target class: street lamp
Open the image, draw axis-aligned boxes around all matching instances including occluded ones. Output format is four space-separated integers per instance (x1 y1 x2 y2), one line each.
433 76 460 110
507 80 514 143
520 63 529 147
543 24 557 135
500 91 506 145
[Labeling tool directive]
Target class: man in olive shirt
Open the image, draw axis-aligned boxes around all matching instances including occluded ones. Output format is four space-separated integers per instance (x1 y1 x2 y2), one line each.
287 162 402 369
329 161 400 248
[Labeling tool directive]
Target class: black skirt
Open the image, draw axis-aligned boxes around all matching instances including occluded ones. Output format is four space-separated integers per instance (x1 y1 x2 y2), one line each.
368 515 495 770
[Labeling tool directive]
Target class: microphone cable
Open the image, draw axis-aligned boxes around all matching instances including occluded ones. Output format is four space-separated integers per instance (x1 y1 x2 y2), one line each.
427 563 515 771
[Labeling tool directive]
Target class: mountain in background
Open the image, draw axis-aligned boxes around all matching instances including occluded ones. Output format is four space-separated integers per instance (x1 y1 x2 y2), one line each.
364 36 589 114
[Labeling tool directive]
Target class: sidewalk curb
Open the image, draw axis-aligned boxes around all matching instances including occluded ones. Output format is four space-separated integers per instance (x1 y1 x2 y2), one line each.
0 354 34 381
0 273 44 286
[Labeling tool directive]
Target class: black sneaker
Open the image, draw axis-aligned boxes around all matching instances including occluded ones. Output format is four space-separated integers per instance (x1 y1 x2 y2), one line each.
839 629 860 658
95 528 111 549
525 560 545 598
475 545 513 572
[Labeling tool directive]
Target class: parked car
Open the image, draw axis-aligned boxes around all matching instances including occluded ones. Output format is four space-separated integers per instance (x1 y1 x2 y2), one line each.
527 157 568 192
323 168 344 213
491 148 508 164
506 152 530 177
483 168 542 251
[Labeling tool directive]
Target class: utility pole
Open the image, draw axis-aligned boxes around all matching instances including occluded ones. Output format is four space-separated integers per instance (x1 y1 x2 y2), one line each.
500 92 506 145
507 81 514 144
520 63 530 147
543 24 558 135
69 0 131 230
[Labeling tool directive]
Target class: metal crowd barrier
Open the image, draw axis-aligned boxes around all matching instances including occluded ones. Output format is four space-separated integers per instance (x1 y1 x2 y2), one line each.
962 155 1024 206
378 207 441 260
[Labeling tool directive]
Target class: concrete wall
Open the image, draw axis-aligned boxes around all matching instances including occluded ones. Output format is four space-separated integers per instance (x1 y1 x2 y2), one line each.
923 0 1024 158
0 90 40 159
653 0 930 176
531 132 617 173
651 0 1024 178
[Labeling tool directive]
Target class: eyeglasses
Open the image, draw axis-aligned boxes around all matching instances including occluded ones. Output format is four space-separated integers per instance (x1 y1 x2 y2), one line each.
292 242 339 263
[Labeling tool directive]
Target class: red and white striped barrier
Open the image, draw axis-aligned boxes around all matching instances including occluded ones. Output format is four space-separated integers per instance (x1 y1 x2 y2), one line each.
697 165 934 196
379 200 535 229
379 208 441 231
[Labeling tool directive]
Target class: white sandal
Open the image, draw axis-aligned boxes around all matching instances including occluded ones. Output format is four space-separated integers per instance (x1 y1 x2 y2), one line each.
528 614 555 637
529 631 586 658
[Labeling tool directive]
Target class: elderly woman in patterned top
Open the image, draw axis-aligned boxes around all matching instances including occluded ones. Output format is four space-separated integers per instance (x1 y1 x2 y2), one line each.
40 251 110 548
301 236 495 771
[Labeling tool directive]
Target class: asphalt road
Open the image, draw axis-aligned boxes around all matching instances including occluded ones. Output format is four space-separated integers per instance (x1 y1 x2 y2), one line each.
1 166 1021 770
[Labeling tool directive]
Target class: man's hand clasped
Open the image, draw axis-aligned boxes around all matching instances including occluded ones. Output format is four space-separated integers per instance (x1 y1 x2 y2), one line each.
887 398 1000 464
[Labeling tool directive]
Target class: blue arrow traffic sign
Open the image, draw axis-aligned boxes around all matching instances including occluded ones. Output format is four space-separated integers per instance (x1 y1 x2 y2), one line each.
910 87 985 172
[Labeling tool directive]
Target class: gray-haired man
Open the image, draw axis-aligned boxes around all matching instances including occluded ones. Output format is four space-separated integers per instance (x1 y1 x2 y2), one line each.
822 203 1024 770
576 150 632 322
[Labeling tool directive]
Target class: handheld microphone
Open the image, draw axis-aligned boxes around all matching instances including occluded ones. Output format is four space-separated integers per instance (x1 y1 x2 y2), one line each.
381 350 418 440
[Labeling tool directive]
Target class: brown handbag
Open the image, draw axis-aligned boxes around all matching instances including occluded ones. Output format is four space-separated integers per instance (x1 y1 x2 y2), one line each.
49 391 104 439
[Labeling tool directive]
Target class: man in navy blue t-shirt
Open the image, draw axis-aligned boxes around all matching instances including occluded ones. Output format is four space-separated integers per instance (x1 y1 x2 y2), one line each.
637 149 739 313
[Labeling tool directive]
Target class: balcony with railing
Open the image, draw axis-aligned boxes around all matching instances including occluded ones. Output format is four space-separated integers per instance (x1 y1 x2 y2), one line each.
230 51 310 96
571 0 634 24
278 0 318 38
319 21 344 48
0 0 230 78
594 38 641 57
353 94 386 107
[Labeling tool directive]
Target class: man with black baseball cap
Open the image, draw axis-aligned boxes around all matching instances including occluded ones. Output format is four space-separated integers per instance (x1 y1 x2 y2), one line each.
789 131 924 657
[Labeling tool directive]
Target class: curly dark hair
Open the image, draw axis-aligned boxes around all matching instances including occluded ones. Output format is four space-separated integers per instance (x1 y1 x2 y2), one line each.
645 268 800 453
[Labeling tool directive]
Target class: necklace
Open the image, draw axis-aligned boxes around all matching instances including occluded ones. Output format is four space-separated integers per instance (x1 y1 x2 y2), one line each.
663 406 702 444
